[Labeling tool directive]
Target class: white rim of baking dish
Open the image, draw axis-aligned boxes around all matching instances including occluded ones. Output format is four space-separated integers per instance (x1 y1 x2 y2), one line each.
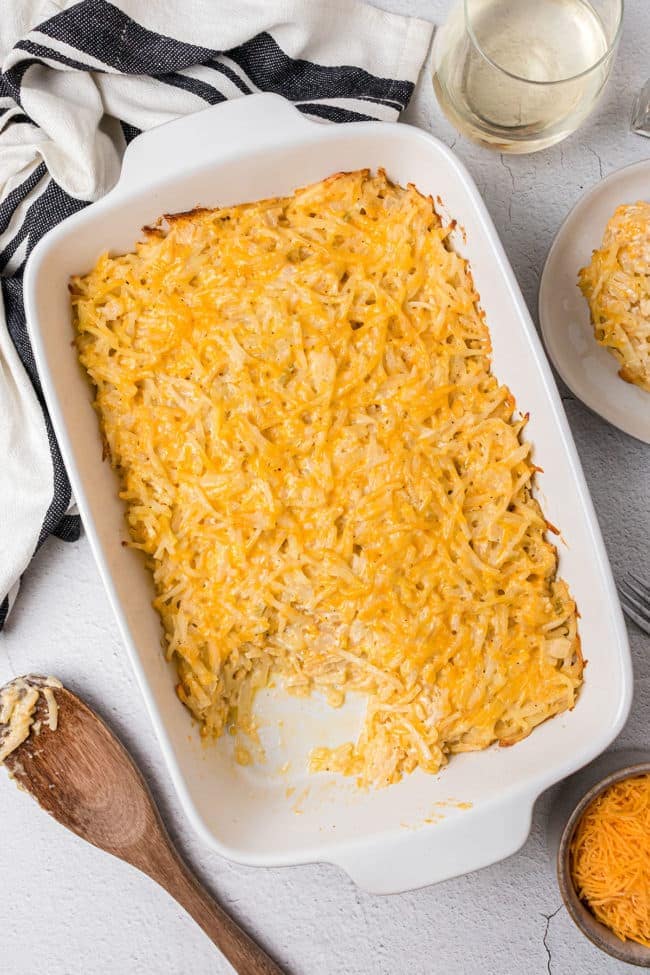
23 94 632 891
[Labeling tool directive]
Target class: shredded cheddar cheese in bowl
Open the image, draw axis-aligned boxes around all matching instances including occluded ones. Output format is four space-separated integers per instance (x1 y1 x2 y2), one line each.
72 169 582 789
570 773 650 948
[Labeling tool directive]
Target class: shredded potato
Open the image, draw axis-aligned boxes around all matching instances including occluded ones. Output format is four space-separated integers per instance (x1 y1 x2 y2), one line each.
72 169 582 789
578 201 650 392
570 774 650 948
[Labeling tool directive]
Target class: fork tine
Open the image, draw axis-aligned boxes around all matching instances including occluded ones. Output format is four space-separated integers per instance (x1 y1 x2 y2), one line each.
619 578 650 615
618 592 650 633
618 580 650 634
620 576 650 613
618 598 650 635
628 573 650 599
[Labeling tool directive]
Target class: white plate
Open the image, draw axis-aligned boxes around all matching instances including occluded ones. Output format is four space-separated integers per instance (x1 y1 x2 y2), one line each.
24 94 632 893
539 160 650 445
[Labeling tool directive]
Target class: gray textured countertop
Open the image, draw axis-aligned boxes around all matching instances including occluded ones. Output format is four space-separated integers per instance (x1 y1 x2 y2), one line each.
1 2 649 973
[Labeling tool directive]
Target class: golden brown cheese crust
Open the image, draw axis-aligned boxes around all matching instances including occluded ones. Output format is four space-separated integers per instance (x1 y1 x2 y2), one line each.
72 170 582 789
578 201 650 393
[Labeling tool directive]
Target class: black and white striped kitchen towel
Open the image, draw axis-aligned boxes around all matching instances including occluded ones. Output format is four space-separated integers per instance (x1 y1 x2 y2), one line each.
0 0 432 629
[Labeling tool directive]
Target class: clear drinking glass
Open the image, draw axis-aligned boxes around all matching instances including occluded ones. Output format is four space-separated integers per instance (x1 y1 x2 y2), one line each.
432 0 623 153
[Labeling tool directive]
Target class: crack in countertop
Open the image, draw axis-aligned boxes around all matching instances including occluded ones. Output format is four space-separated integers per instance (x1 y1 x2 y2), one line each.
542 905 563 975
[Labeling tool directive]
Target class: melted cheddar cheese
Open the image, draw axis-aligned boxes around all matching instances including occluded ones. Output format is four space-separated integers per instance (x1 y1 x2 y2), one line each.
72 170 582 789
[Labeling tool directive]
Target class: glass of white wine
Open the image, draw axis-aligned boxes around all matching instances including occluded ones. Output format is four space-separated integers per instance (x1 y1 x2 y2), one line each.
432 0 623 153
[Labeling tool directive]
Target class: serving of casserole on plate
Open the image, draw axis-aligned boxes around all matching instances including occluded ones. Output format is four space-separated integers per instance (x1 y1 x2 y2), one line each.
25 94 631 892
539 159 650 445
578 200 650 394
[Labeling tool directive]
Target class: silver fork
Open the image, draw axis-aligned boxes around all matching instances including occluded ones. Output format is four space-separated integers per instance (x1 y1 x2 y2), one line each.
618 574 650 635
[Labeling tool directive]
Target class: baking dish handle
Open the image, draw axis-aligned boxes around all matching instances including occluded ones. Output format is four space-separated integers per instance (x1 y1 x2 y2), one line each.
331 790 537 894
116 93 315 197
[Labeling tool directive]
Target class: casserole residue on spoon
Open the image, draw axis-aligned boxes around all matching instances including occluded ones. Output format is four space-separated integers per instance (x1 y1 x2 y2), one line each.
0 674 62 762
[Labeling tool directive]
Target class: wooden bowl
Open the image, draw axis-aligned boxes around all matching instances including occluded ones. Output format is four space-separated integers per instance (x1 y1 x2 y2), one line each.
557 761 650 968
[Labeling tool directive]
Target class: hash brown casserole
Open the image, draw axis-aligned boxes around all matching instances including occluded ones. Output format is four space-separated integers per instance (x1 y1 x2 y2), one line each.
578 201 650 393
72 170 582 789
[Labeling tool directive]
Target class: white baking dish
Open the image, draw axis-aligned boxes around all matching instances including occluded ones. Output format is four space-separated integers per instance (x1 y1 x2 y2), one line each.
24 94 632 894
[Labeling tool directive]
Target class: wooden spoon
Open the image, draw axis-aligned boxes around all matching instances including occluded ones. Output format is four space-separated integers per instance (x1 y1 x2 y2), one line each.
0 675 284 975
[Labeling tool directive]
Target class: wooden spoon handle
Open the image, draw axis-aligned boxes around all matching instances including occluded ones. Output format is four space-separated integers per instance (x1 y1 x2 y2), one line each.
143 839 285 975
